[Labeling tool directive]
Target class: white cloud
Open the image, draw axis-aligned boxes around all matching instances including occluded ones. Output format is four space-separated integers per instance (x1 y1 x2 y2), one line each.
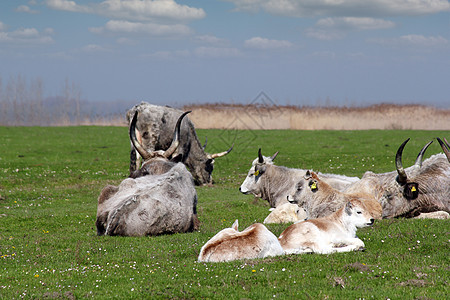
194 35 230 46
305 28 345 41
316 17 395 30
45 0 205 22
244 37 293 50
142 49 190 60
45 0 92 13
306 17 395 40
225 0 450 17
369 34 449 47
80 44 111 53
194 46 242 58
90 20 193 36
0 26 54 45
15 5 40 14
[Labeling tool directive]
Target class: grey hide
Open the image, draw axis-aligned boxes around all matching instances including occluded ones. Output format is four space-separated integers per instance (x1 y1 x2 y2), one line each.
126 102 232 185
239 148 360 208
344 138 450 218
96 110 198 236
96 161 198 237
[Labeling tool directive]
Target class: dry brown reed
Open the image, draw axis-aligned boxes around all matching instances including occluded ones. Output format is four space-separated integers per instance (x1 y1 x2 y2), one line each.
183 103 450 130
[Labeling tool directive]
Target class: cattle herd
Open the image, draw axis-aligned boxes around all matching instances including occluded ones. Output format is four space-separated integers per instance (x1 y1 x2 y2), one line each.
96 102 450 262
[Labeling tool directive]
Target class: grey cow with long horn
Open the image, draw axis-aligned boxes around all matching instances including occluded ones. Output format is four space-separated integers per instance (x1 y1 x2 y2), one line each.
96 110 199 236
126 102 233 185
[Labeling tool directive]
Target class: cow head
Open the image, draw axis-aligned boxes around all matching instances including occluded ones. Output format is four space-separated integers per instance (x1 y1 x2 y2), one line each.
344 199 375 228
287 170 322 206
380 138 438 218
239 148 279 195
129 110 189 178
192 144 234 186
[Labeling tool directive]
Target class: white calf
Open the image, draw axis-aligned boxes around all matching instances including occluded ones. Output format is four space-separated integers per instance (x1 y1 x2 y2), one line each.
278 198 374 255
198 220 284 262
263 203 307 224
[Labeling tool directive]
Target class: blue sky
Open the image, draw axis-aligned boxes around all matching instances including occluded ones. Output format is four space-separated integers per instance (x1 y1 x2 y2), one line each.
1 0 449 108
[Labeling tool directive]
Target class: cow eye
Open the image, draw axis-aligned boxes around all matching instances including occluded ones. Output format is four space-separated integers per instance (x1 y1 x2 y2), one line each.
356 211 362 214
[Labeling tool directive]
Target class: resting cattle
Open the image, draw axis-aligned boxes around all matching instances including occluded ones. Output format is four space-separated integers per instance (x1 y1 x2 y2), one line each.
263 203 307 224
344 138 450 218
239 148 360 208
126 102 232 185
288 171 382 219
198 219 284 262
96 111 199 236
278 198 374 255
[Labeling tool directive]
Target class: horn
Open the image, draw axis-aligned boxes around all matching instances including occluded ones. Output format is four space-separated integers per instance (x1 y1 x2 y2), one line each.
437 137 450 162
209 143 234 159
395 138 409 184
129 111 152 160
163 111 190 158
202 136 207 150
258 148 264 163
414 140 433 167
270 151 279 161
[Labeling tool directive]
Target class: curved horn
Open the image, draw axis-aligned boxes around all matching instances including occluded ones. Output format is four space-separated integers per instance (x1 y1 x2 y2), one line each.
270 151 279 162
163 111 191 158
202 136 207 150
129 111 152 160
395 138 409 184
437 137 450 162
414 140 433 167
258 148 264 163
210 143 234 159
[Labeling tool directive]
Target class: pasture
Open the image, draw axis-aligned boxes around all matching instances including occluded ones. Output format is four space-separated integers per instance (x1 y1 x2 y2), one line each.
0 126 449 299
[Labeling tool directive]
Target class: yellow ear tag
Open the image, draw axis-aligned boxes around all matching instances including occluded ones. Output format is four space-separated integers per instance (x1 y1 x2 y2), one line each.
411 186 417 192
311 182 317 190
254 170 259 176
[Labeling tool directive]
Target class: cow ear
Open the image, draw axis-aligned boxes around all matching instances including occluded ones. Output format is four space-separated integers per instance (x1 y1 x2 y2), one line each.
345 201 353 215
255 165 266 176
232 219 239 231
308 180 318 192
403 182 419 200
304 170 312 180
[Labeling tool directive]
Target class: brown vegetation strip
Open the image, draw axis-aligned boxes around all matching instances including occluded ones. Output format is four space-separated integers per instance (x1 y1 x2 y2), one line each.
183 103 450 130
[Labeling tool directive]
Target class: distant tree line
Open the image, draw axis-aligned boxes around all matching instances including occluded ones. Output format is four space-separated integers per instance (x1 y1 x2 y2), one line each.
0 75 134 126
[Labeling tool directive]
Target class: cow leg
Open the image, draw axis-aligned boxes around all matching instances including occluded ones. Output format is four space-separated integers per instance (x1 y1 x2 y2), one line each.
414 211 449 219
331 238 365 253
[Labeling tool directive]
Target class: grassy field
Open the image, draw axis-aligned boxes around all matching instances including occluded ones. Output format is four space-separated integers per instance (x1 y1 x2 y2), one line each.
0 126 449 299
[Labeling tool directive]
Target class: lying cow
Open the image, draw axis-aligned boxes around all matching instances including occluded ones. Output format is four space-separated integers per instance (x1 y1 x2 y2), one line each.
344 138 450 218
126 102 232 185
263 203 307 224
96 111 199 236
278 198 375 255
198 219 284 262
239 148 360 208
288 171 382 219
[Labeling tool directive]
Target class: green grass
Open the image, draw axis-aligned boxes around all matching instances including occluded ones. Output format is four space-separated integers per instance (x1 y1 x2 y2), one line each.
0 127 449 299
